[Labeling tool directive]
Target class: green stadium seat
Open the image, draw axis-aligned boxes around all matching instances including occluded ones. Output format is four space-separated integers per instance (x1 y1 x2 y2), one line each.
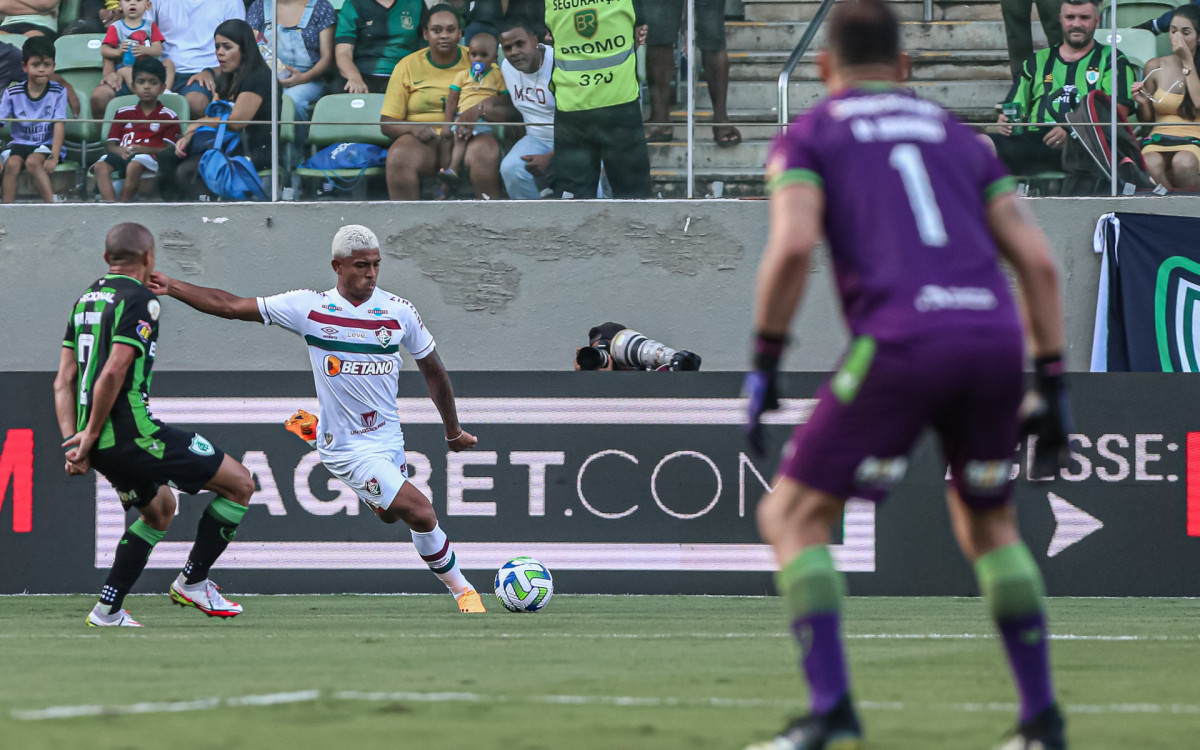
294 94 390 195
0 32 25 49
1101 27 1158 68
53 33 106 72
59 0 83 32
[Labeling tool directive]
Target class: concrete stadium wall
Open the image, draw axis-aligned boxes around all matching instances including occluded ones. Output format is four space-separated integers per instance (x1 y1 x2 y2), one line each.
3 198 1199 372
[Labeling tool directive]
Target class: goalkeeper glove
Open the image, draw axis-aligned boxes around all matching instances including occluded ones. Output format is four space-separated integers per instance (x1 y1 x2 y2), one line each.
284 409 319 447
742 333 786 457
1020 355 1073 479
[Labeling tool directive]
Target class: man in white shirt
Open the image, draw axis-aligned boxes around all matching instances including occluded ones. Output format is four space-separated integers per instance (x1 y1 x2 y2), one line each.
147 225 488 614
494 19 556 199
93 0 245 119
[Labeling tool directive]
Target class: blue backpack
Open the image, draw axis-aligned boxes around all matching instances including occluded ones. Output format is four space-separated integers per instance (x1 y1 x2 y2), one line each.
299 142 388 191
197 100 267 201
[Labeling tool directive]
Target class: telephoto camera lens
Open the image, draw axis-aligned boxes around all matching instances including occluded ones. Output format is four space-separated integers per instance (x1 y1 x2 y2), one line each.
611 329 680 370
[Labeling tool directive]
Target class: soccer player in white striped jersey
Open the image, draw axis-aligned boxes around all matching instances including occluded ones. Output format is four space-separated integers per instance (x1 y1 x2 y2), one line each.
147 225 487 613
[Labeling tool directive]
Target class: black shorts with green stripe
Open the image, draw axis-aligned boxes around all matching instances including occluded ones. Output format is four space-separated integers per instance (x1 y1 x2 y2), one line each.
90 425 225 510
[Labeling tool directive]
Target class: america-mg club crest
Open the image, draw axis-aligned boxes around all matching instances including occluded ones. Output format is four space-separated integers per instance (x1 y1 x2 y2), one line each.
1154 256 1200 372
574 9 598 38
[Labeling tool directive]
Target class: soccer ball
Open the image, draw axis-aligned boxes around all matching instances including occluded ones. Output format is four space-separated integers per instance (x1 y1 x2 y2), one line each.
494 556 553 613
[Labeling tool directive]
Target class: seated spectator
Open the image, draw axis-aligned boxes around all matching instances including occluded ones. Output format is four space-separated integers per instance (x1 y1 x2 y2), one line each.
1000 0 1062 82
0 34 79 112
93 56 180 202
92 0 244 120
0 0 59 40
62 0 121 35
644 0 740 147
156 19 276 200
382 4 494 200
989 0 1133 179
0 36 67 203
1137 0 1200 35
1133 5 1200 191
437 30 504 198
333 0 427 94
91 0 175 121
247 0 336 121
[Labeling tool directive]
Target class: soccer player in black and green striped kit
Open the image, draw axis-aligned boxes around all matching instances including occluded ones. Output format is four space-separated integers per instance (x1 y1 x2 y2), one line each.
54 222 257 627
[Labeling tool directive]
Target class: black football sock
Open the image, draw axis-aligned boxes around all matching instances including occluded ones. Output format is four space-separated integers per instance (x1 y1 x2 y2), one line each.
183 497 247 585
98 519 165 615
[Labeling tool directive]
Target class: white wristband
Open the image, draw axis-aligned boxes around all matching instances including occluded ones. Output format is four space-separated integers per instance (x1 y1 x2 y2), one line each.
446 431 464 442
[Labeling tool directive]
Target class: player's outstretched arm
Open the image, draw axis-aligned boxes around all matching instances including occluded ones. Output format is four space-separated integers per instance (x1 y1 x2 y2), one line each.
147 272 264 322
415 350 477 452
986 193 1064 358
754 183 823 337
62 343 137 474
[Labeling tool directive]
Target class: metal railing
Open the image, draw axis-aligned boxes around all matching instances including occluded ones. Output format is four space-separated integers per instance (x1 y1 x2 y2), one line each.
777 0 838 126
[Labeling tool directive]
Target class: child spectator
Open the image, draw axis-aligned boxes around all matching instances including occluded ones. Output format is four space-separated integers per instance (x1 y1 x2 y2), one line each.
0 36 68 203
93 0 173 117
437 31 504 197
93 56 180 202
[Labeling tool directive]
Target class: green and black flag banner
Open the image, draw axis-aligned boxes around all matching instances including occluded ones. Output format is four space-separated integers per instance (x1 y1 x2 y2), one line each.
1092 212 1200 372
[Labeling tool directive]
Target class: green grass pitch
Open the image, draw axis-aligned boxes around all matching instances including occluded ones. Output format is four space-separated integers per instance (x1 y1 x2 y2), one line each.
1 595 1195 749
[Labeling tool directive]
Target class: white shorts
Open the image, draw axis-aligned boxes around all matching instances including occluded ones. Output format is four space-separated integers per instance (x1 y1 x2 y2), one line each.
94 152 161 173
321 446 408 511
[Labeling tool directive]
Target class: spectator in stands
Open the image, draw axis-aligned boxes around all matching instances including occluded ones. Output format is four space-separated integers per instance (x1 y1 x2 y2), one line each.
93 56 180 201
544 0 650 199
1137 1 1200 36
644 0 740 147
382 4 494 200
1001 0 1062 82
990 0 1133 178
459 0 546 44
333 0 427 94
0 0 59 40
62 0 121 35
247 0 336 122
1133 5 1200 191
157 19 276 200
92 0 245 120
437 30 504 198
0 36 67 203
0 32 79 112
489 18 554 199
91 0 174 123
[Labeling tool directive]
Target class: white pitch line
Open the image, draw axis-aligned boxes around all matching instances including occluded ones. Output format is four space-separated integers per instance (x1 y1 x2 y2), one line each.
2 632 1194 642
11 691 320 721
13 690 1198 721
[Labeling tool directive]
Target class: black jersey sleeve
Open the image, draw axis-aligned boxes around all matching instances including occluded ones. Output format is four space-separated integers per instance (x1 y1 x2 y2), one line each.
111 290 157 355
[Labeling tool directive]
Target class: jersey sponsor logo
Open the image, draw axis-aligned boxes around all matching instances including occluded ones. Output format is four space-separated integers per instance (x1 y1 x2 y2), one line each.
322 303 342 313
855 456 909 487
914 285 998 312
189 434 215 456
323 355 395 377
347 331 367 340
320 326 339 338
147 299 161 321
79 290 116 304
375 327 393 347
74 311 102 327
136 320 153 342
829 95 943 120
963 459 1013 494
849 115 946 144
365 477 382 496
361 411 378 428
366 307 388 317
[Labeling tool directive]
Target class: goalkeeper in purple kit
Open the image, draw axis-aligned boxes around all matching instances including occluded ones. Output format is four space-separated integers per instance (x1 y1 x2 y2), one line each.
741 1 1072 748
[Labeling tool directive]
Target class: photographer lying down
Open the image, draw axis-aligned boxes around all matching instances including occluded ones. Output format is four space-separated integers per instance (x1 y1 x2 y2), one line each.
575 322 702 371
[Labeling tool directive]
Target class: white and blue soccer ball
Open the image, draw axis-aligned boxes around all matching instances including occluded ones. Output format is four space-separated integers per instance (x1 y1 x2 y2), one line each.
494 556 553 613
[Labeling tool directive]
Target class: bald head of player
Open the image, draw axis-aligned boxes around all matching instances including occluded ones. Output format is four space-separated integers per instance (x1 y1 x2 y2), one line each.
103 222 157 282
817 0 910 92
330 224 382 304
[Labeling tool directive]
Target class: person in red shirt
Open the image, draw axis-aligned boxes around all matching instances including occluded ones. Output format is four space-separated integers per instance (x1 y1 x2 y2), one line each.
93 57 181 202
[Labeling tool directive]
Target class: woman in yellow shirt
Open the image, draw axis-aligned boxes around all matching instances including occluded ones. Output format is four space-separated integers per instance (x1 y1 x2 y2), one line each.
1133 5 1200 191
381 4 499 200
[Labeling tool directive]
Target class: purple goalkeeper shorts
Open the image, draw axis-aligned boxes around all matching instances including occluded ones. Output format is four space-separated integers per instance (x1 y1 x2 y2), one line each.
780 329 1025 509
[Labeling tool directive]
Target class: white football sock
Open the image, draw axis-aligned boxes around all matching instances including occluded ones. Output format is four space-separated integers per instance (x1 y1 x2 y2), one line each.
410 524 472 597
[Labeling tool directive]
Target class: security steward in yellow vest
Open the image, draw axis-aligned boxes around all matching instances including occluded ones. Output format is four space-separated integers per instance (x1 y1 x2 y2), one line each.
545 0 651 198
